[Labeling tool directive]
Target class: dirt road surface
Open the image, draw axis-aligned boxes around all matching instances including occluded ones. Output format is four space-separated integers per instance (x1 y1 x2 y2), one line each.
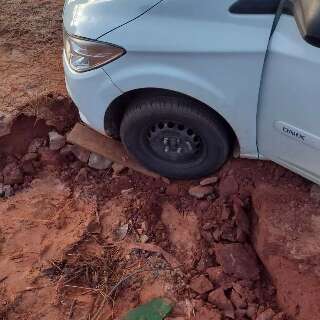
0 1 319 320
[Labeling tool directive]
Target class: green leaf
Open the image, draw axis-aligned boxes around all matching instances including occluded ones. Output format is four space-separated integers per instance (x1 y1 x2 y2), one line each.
122 298 173 320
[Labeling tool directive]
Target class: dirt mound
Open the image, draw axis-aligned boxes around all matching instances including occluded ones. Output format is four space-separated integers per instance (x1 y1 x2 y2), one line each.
252 184 320 320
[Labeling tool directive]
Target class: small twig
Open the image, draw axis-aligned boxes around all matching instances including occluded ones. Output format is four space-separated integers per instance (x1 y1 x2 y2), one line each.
68 300 76 320
49 259 63 273
0 276 8 283
90 269 154 320
64 285 102 292
95 209 101 227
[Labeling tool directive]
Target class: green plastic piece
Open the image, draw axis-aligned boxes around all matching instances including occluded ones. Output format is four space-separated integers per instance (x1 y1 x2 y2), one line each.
122 298 173 320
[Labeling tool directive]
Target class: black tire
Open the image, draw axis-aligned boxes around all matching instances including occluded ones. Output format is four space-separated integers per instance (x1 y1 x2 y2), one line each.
120 94 231 179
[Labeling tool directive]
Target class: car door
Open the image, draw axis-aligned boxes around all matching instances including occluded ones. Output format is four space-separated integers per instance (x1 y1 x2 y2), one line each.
258 0 320 184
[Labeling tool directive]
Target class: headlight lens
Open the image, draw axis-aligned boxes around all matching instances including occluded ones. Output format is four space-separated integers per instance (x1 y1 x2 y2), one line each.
64 33 125 72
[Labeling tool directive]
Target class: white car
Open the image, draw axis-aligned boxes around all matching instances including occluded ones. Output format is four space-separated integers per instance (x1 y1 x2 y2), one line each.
63 0 320 182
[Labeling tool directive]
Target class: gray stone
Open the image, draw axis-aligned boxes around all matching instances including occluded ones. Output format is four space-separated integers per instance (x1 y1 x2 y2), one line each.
189 185 214 199
71 145 90 163
140 235 149 243
3 185 14 198
3 163 24 185
200 176 219 186
112 163 127 175
88 152 113 170
60 144 74 156
310 184 320 202
48 131 66 151
28 137 47 153
21 152 38 162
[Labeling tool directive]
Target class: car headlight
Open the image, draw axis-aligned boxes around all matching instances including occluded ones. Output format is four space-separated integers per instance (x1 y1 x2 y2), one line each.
64 33 125 73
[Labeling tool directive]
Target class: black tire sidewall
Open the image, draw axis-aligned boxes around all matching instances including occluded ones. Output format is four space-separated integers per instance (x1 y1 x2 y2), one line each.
120 97 230 179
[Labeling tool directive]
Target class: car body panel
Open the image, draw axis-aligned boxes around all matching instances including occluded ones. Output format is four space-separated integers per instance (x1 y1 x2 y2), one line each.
63 53 122 134
63 0 163 39
258 15 320 185
100 0 275 157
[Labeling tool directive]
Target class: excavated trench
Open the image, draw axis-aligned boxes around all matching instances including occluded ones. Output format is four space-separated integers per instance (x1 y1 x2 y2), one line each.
0 95 319 320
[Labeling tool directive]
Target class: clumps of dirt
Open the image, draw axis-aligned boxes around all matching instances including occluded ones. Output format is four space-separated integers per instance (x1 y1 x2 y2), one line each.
0 0 66 114
0 96 315 319
0 93 78 198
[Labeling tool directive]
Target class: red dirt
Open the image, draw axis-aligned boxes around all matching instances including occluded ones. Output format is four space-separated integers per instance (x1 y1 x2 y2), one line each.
0 1 319 320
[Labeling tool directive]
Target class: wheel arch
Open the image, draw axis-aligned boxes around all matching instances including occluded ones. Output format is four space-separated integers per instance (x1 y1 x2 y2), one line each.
104 88 240 154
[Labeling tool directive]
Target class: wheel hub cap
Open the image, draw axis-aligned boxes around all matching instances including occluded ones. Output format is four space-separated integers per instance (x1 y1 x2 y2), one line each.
147 121 202 162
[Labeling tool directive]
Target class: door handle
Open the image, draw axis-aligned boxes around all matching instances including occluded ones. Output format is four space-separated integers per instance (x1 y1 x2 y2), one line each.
229 0 281 14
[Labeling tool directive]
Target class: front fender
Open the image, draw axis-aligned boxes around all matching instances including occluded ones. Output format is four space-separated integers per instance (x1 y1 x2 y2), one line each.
103 56 253 155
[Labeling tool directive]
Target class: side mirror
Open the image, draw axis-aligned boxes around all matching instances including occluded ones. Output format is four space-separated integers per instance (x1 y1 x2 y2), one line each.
290 0 320 48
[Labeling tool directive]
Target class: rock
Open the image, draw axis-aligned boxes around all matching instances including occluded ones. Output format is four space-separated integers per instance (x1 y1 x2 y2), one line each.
230 289 247 309
246 303 258 319
206 266 234 290
0 184 14 198
28 137 47 153
199 200 210 211
253 184 320 320
201 231 213 243
112 163 127 175
221 206 231 221
21 152 38 162
212 229 222 241
189 185 214 199
121 188 134 196
310 183 320 202
74 167 88 183
71 145 90 163
172 300 193 317
140 235 149 243
233 201 250 235
0 112 14 137
116 224 129 240
39 148 62 165
200 176 219 186
88 152 112 170
189 275 213 294
208 288 234 312
272 312 287 320
3 185 14 197
256 308 276 320
2 163 24 185
60 144 74 156
214 243 260 281
206 266 224 283
236 228 247 243
220 224 236 242
48 131 66 151
219 175 238 197
21 161 35 175
195 305 222 320
203 222 215 231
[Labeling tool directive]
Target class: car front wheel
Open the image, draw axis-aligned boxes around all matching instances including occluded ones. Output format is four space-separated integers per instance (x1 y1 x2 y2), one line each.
120 94 231 179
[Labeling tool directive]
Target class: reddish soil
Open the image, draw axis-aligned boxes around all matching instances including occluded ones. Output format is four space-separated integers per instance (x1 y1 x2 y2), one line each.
0 1 319 320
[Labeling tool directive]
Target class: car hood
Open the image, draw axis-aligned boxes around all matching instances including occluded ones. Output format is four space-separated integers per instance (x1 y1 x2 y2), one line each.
63 0 163 40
